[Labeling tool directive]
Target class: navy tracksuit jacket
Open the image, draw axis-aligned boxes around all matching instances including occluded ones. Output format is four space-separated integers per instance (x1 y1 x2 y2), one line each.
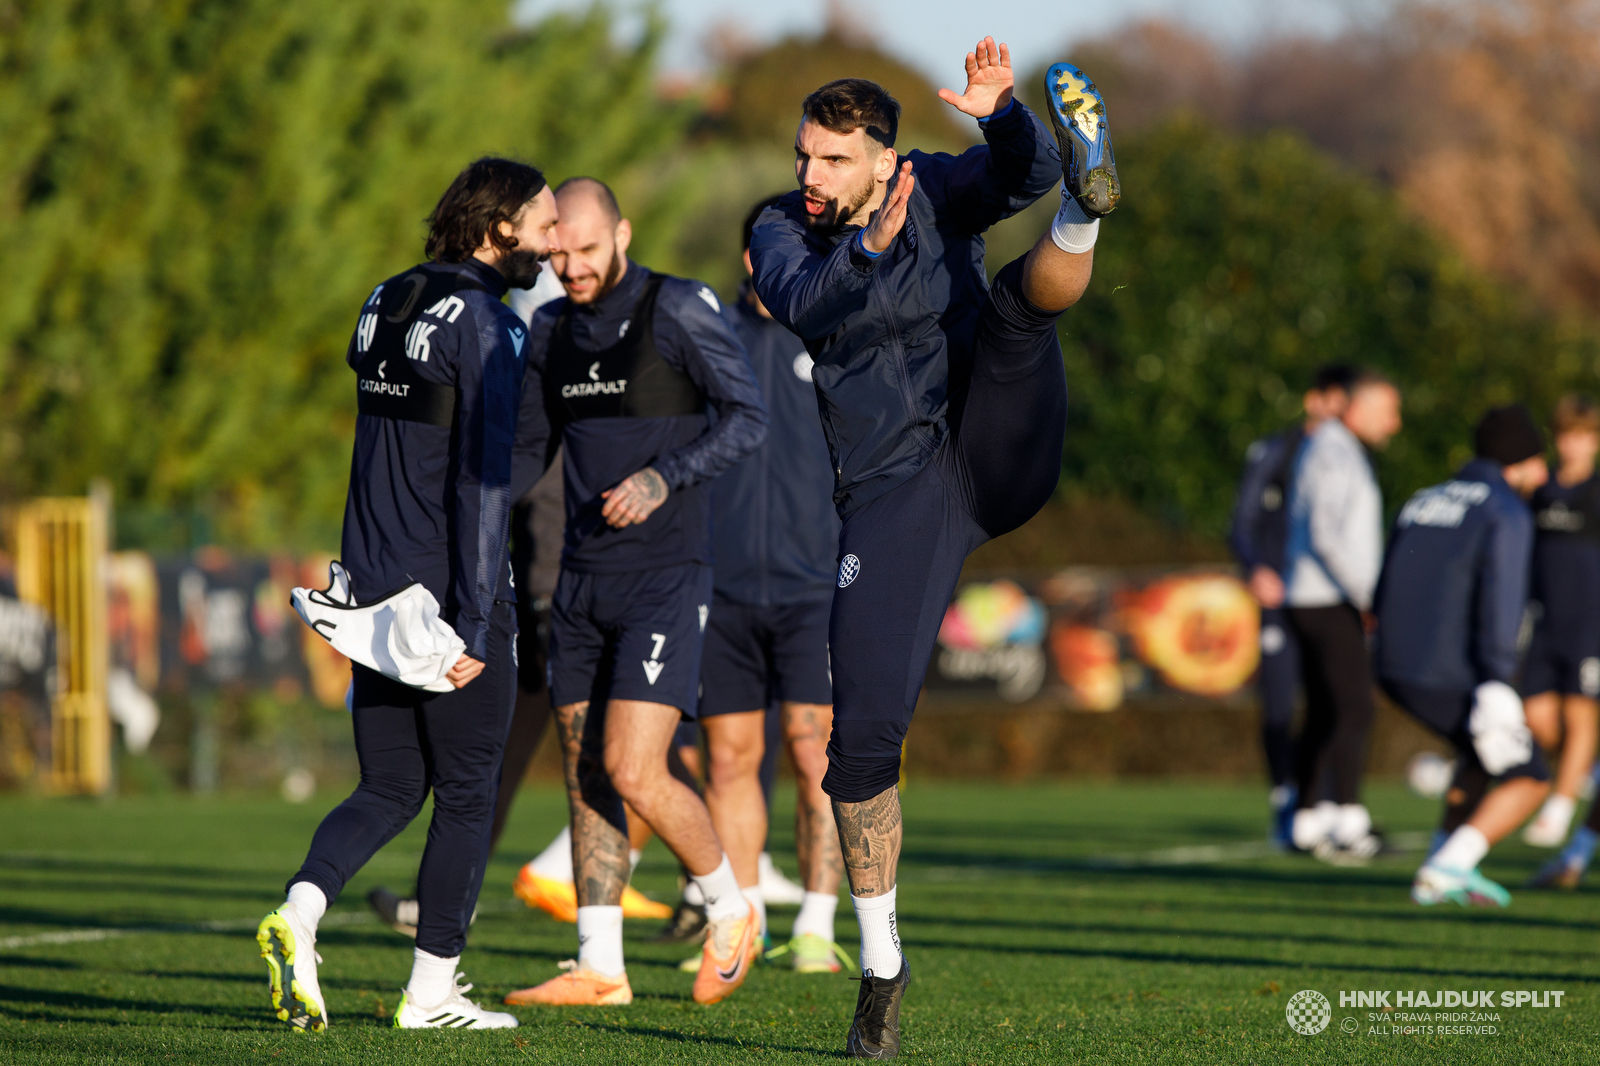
748 102 1060 516
1375 459 1534 691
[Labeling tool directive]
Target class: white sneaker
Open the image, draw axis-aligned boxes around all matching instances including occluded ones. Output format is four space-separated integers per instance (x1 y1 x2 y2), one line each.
758 853 807 906
1523 795 1576 848
256 902 327 1031
394 975 518 1029
1291 801 1337 851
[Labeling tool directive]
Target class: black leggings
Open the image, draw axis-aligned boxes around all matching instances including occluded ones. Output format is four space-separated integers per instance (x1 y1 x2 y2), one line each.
1258 606 1300 789
823 257 1068 802
1288 604 1375 807
290 603 515 958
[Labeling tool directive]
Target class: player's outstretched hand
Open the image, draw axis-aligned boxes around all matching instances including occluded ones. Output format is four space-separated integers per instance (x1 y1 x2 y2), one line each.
601 466 669 528
937 37 1014 119
447 654 485 689
861 161 914 255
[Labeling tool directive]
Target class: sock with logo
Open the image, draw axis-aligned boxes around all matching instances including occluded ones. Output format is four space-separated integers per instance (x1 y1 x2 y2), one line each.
692 855 747 923
741 885 767 938
575 905 625 977
792 891 838 943
852 887 902 978
1049 187 1100 254
406 947 459 1009
682 877 706 907
1430 825 1489 872
528 826 573 881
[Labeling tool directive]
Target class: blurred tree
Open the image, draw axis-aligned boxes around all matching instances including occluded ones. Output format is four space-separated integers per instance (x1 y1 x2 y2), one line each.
0 0 689 550
1061 115 1600 535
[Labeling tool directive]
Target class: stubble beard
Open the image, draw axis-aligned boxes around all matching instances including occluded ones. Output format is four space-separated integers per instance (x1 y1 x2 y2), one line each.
805 172 878 237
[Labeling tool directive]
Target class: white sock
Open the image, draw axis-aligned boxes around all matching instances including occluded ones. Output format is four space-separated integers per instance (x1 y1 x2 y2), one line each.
682 879 706 906
629 848 643 875
742 885 767 937
575 905 625 977
1049 187 1100 254
1291 801 1337 849
1332 803 1372 845
528 826 573 881
852 888 902 978
692 855 747 923
406 947 459 1009
793 891 838 943
286 881 327 929
1431 825 1490 872
1539 794 1577 829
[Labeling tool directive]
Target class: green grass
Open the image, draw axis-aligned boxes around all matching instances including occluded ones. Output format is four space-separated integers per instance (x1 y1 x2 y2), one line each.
0 780 1595 1063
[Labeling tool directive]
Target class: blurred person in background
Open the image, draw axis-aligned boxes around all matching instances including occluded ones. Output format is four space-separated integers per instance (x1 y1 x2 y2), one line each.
675 196 847 976
1519 395 1600 851
260 157 559 1031
751 42 1106 1058
1229 363 1356 848
502 177 768 1009
1283 369 1401 863
1374 405 1549 906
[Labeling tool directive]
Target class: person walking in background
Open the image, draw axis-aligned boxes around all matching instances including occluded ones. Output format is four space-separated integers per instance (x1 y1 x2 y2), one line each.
1283 369 1401 862
1520 396 1600 850
1229 363 1355 847
1374 405 1550 906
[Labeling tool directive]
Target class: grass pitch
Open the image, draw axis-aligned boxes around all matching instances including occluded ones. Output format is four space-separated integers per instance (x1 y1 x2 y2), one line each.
0 779 1595 1064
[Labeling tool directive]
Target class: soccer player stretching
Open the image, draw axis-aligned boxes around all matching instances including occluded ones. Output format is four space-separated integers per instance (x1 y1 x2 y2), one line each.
751 40 1115 1057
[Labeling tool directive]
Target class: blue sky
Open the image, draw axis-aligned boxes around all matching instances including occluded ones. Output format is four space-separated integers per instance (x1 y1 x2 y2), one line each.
514 0 1402 83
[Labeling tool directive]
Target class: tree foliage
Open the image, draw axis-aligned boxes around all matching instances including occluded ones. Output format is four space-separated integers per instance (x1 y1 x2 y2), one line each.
1062 115 1600 536
0 0 687 549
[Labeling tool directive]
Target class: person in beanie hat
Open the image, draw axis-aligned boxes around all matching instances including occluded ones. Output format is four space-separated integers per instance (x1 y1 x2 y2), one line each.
1373 403 1551 907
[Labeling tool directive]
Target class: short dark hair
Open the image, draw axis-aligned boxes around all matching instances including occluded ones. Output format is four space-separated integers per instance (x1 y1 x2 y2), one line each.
743 194 787 252
1554 393 1600 435
1311 363 1358 394
555 176 621 225
802 78 900 148
425 157 547 263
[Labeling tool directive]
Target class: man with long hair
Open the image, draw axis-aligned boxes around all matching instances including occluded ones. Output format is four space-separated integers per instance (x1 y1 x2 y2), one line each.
257 157 558 1031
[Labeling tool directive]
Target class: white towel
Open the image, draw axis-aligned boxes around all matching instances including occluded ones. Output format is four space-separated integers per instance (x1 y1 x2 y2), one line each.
291 562 465 693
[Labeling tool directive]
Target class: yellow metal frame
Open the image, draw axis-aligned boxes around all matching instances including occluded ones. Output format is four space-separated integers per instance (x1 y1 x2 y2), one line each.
14 496 110 794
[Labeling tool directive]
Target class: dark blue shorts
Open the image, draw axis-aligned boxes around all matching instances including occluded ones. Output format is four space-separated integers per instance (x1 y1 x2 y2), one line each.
548 562 714 715
822 257 1067 802
1521 619 1600 698
699 596 833 717
1381 679 1549 782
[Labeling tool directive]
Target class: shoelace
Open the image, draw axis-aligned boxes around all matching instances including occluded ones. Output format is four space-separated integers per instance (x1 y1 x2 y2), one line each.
851 972 893 1035
762 937 855 968
556 959 580 974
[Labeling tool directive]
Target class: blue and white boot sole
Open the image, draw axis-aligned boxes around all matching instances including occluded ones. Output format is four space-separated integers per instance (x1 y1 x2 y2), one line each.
1044 62 1120 217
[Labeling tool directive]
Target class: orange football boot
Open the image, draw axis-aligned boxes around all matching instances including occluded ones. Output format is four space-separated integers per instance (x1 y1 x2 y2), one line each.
513 867 578 923
504 960 633 1006
691 901 760 1004
622 885 673 919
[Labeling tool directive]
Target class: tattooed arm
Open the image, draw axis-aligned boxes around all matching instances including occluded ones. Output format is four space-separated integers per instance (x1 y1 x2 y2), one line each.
555 700 631 906
832 785 903 898
599 467 669 529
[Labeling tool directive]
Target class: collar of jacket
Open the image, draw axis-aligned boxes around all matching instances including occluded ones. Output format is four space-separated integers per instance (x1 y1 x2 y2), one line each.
1457 457 1512 491
437 256 511 298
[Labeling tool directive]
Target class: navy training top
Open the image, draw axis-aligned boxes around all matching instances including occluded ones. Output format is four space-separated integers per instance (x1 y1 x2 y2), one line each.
1374 458 1534 691
1228 426 1304 574
712 293 841 606
1529 471 1600 650
340 257 539 660
513 261 767 574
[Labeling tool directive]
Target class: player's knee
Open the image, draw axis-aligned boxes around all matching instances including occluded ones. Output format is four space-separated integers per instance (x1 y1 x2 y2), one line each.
787 737 830 787
604 749 656 802
707 739 762 785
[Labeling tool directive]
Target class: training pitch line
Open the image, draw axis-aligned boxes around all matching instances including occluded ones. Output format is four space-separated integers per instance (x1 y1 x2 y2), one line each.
0 833 1434 949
